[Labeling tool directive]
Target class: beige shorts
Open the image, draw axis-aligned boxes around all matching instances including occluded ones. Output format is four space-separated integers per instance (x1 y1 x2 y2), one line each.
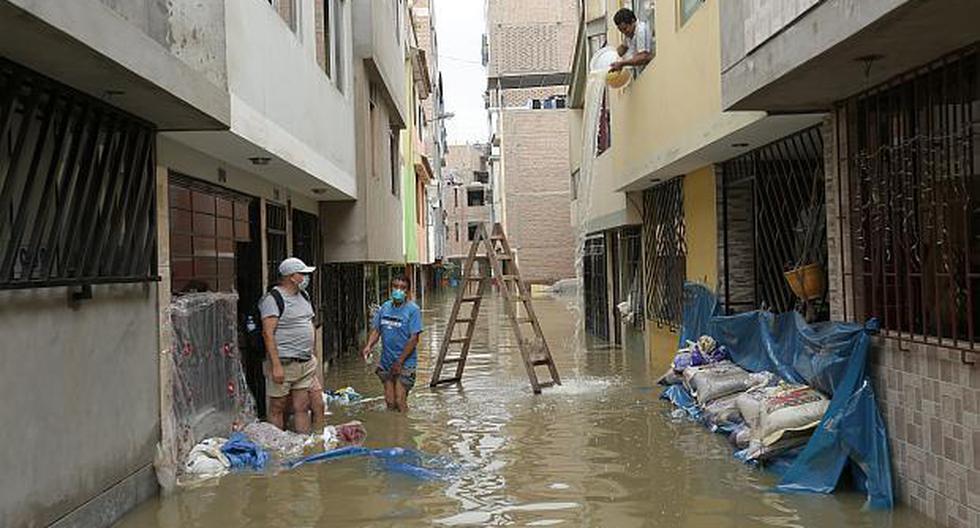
265 357 316 398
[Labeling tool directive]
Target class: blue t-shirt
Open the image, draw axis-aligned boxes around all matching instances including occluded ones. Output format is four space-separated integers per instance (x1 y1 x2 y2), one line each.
372 300 423 370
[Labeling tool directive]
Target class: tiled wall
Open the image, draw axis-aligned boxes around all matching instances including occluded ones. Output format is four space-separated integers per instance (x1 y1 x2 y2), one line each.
824 111 980 528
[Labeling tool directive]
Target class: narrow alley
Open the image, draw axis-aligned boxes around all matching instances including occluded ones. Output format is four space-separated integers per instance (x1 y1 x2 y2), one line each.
116 290 938 527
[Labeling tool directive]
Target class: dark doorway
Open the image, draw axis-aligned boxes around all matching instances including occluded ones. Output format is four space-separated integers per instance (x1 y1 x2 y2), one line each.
583 235 609 341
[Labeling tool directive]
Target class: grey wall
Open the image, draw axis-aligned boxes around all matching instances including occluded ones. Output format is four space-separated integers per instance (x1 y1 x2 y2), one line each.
321 61 405 264
98 0 228 88
0 284 160 527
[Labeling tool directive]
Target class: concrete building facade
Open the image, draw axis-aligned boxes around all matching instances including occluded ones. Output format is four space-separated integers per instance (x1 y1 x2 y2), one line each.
0 0 445 525
720 2 979 525
485 0 577 284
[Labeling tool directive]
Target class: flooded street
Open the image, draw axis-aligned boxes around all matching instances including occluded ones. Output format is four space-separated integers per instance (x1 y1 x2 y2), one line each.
117 291 939 528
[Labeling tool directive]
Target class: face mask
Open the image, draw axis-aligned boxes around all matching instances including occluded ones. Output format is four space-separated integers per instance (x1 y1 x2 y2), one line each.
391 289 407 303
298 275 310 290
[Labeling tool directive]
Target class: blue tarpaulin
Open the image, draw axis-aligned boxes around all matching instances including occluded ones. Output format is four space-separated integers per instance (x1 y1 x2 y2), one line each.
221 432 269 470
285 446 458 481
674 283 893 509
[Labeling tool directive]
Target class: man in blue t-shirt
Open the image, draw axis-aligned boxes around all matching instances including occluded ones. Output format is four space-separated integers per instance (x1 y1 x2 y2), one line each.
361 275 423 412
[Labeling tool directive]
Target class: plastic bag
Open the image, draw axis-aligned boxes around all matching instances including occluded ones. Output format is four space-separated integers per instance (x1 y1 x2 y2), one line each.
183 438 230 478
221 432 269 470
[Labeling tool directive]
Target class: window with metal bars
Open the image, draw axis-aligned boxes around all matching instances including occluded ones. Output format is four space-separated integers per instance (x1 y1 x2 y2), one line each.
266 202 287 285
292 208 320 319
622 226 644 330
843 47 978 350
583 235 609 340
0 58 157 290
719 126 827 317
643 177 686 328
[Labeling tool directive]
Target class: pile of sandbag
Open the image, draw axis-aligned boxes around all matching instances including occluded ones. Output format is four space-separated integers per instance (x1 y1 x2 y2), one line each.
660 335 830 463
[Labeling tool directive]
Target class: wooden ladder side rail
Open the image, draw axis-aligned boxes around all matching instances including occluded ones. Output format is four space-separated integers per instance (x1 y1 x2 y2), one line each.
490 225 561 389
479 223 544 392
429 229 486 387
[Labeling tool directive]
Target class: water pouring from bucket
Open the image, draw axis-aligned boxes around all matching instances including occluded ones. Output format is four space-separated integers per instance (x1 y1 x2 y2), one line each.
590 46 631 89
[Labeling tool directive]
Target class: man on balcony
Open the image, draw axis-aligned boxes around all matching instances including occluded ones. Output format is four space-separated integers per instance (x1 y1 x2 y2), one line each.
610 7 653 74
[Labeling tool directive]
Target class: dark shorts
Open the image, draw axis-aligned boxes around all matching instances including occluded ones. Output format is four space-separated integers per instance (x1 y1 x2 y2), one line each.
376 366 416 391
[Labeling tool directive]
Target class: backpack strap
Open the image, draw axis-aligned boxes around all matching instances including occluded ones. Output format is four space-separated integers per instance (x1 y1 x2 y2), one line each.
269 288 286 318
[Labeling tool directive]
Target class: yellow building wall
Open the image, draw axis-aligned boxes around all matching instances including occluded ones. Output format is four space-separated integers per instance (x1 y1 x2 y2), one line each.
605 0 728 187
683 165 717 289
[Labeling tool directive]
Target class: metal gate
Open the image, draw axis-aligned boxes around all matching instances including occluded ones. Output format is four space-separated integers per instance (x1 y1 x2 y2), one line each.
323 263 366 361
720 126 826 317
583 235 609 340
643 177 686 328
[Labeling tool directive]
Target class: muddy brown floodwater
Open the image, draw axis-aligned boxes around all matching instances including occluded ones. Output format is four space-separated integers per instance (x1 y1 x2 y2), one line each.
117 290 941 528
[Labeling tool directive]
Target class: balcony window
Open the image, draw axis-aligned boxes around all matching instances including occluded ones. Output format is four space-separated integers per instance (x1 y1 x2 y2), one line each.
467 222 480 241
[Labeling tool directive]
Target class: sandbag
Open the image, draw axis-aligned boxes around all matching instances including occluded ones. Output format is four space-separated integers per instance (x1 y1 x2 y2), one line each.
757 386 829 446
740 431 811 462
244 421 314 457
657 367 683 386
736 385 786 432
702 392 744 429
684 362 774 405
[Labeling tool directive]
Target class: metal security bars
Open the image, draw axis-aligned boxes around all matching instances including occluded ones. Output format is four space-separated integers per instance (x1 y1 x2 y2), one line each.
265 202 287 285
643 177 686 328
0 58 157 290
621 226 644 330
323 263 365 361
842 47 978 352
720 126 826 316
583 235 609 340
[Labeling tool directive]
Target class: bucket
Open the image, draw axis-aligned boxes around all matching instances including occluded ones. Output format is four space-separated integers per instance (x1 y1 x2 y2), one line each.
606 69 631 89
783 263 825 301
590 46 631 89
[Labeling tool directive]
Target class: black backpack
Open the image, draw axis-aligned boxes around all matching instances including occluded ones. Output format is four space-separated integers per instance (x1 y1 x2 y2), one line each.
245 287 313 354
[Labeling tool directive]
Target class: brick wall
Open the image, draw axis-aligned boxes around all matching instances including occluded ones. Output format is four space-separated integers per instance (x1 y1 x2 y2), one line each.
824 111 980 528
443 144 492 259
500 109 575 283
486 0 577 77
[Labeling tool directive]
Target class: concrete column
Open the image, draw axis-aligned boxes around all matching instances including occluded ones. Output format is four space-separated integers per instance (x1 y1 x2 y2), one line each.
154 163 176 491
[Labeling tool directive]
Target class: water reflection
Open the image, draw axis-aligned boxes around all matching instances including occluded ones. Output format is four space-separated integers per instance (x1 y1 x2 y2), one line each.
116 291 938 528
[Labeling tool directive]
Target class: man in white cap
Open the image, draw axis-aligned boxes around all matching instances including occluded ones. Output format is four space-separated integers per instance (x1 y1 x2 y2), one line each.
260 257 317 433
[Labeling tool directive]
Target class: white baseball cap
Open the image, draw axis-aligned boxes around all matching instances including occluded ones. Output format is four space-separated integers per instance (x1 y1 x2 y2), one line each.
278 257 316 276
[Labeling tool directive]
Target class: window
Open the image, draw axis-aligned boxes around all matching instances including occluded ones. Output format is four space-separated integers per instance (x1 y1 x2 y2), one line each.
389 129 400 196
0 58 157 290
467 189 485 207
454 223 459 242
317 0 345 91
678 0 703 26
467 222 479 241
571 169 580 201
644 177 686 327
844 49 979 346
474 171 490 184
454 188 459 208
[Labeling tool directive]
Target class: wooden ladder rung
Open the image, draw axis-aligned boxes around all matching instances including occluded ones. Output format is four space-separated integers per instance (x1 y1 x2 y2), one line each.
530 357 551 366
516 317 533 324
495 254 513 260
501 275 519 281
537 381 556 389
449 337 470 344
442 357 463 364
432 377 461 386
455 317 475 323
461 296 481 302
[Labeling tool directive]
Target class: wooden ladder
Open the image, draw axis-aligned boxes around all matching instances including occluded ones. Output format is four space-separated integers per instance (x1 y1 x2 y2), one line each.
430 222 561 393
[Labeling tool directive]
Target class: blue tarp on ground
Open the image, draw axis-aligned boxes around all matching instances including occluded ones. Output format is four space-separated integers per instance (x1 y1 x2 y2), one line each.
675 283 893 509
